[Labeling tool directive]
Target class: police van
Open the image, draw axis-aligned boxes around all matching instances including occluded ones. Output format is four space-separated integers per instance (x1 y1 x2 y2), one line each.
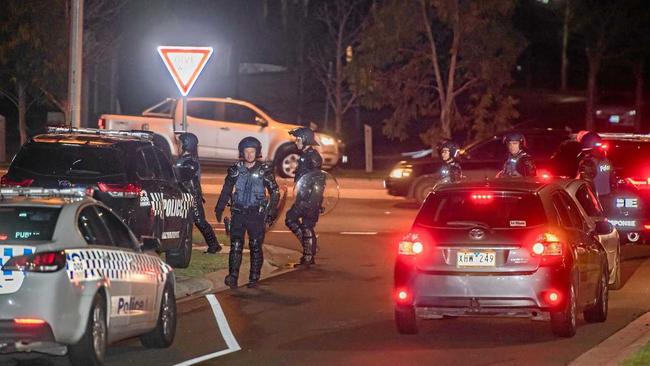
2 128 195 267
0 188 176 366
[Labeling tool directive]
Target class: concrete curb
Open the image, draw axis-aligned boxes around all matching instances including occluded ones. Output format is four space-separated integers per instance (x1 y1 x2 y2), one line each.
569 312 650 366
174 243 302 300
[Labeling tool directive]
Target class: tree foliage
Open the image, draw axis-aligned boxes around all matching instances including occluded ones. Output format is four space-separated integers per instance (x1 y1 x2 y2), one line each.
352 0 524 146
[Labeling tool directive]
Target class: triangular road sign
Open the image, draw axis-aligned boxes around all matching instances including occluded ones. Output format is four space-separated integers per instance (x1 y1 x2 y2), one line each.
157 46 213 96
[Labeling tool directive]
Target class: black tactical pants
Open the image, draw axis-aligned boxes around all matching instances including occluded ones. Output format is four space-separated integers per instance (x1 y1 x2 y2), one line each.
285 204 320 263
192 195 220 250
228 210 266 283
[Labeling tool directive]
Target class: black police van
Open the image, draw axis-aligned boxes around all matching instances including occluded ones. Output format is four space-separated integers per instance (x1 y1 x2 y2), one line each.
385 129 572 203
2 127 195 267
550 133 650 244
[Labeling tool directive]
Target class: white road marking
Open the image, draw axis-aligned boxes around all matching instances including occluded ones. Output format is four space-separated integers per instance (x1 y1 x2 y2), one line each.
340 231 378 235
173 294 241 366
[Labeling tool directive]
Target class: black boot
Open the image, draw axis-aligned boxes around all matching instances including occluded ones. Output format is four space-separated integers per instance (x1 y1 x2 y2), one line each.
226 240 243 289
225 275 238 289
249 238 263 286
297 228 315 267
197 220 222 253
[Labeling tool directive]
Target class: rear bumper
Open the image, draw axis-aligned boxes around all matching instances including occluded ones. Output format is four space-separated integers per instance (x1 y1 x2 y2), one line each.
0 320 66 356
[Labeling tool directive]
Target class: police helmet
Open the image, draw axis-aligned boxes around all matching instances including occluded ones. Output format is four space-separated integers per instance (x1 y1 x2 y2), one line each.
437 140 459 159
238 136 262 159
578 131 602 150
503 132 527 148
289 127 319 146
178 133 199 155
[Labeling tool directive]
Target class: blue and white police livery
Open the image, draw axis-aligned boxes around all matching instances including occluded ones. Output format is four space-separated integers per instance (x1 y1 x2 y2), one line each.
0 188 176 366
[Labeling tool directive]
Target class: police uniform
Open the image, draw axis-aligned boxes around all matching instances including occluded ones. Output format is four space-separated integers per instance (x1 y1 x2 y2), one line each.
175 133 221 253
498 150 537 177
215 138 280 288
435 141 462 184
577 131 615 198
286 127 323 266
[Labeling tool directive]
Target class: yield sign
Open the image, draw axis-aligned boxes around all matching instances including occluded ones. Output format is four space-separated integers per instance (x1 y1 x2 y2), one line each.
157 46 213 96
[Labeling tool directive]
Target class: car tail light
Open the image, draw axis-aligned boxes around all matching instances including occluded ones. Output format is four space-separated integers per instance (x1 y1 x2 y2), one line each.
3 251 66 272
97 182 142 198
531 233 563 265
545 289 562 306
537 169 552 181
395 288 412 304
398 233 425 255
14 318 46 325
1 175 34 187
471 192 494 203
98 118 106 129
644 224 650 231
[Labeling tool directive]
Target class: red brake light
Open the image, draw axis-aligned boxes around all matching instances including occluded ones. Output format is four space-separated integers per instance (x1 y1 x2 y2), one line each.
471 192 494 202
3 251 66 272
545 289 562 305
97 182 142 198
531 233 563 265
14 318 46 325
98 118 106 129
395 288 411 303
1 176 34 187
537 169 552 181
398 233 425 255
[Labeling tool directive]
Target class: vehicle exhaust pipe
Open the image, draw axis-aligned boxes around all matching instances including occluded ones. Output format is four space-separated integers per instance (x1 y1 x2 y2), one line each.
628 232 641 243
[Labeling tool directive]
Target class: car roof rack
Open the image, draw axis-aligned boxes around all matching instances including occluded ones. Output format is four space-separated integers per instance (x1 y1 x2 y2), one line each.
0 187 91 199
47 127 154 140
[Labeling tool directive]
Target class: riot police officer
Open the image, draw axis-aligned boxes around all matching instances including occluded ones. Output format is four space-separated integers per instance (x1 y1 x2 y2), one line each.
577 131 615 198
215 137 280 289
496 132 537 177
286 127 323 267
436 140 462 184
175 133 221 253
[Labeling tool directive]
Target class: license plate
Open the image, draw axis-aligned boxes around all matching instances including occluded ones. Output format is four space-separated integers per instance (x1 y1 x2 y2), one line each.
457 250 496 267
609 115 620 123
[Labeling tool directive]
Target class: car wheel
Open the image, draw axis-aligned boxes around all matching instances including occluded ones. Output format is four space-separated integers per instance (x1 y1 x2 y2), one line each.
550 284 577 337
395 306 418 334
609 249 622 290
140 281 177 348
584 266 609 323
413 178 435 204
166 220 193 268
275 144 300 178
68 293 107 366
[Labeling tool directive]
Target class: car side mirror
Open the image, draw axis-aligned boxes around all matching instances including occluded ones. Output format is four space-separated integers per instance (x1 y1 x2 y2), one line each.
174 165 194 182
255 116 268 127
595 221 614 236
141 237 161 252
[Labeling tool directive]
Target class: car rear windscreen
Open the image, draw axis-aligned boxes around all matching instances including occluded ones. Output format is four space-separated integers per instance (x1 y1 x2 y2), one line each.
415 191 547 229
0 207 61 241
12 143 125 177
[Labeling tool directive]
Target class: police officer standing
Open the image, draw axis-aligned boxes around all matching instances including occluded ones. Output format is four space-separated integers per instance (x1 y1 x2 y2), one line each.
175 133 222 253
577 131 615 199
285 127 323 267
215 137 279 289
496 132 537 178
436 140 462 184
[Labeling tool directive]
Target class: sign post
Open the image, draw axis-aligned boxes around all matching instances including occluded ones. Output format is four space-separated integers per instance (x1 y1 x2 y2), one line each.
364 124 373 173
157 46 213 131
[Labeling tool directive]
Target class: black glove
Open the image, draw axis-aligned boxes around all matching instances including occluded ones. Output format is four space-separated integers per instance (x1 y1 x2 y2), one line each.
215 209 223 223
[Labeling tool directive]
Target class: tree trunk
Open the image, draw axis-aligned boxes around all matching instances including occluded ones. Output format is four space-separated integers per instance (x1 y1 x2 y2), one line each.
635 58 644 133
17 82 27 145
560 0 570 92
334 25 344 134
585 51 600 131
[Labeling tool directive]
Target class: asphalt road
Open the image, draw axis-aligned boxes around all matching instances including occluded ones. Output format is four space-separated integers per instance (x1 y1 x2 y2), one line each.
11 197 650 366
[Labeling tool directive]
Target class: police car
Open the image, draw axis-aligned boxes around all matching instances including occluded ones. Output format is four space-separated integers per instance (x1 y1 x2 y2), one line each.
2 128 195 268
0 188 176 366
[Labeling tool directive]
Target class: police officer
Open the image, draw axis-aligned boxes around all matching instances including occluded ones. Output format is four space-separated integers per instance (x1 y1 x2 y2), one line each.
214 137 280 289
577 131 615 198
285 127 323 267
496 132 537 178
436 140 462 184
175 133 221 253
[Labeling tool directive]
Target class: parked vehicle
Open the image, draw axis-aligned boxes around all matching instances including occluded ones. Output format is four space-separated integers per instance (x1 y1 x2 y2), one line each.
394 179 611 337
99 98 342 177
2 128 194 268
0 188 176 366
385 129 572 203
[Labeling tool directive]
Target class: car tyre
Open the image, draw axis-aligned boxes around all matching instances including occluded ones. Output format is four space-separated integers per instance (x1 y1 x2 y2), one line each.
166 220 193 268
550 284 577 337
395 306 418 334
413 177 435 205
275 144 300 178
140 281 177 348
584 266 609 323
68 293 107 366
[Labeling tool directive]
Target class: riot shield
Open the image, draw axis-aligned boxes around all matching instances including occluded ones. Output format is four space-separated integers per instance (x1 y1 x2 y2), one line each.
294 170 340 215
265 185 288 229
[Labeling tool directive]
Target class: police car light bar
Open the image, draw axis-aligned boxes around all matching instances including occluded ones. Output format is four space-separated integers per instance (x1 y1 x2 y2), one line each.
570 132 650 141
47 127 154 140
0 187 91 198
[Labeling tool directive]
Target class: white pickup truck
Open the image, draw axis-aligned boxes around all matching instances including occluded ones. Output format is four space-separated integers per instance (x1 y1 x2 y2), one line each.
99 97 342 177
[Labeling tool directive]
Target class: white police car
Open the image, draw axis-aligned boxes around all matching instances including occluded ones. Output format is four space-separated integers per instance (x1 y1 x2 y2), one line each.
0 188 176 366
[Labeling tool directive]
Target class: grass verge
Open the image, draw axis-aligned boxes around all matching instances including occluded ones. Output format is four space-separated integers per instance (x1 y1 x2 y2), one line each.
622 341 650 366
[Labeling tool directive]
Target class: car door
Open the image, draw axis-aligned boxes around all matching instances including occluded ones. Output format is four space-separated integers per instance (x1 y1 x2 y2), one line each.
134 147 166 243
97 206 159 328
185 100 223 158
154 147 190 251
460 138 504 179
574 183 618 269
77 206 131 333
216 102 271 160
